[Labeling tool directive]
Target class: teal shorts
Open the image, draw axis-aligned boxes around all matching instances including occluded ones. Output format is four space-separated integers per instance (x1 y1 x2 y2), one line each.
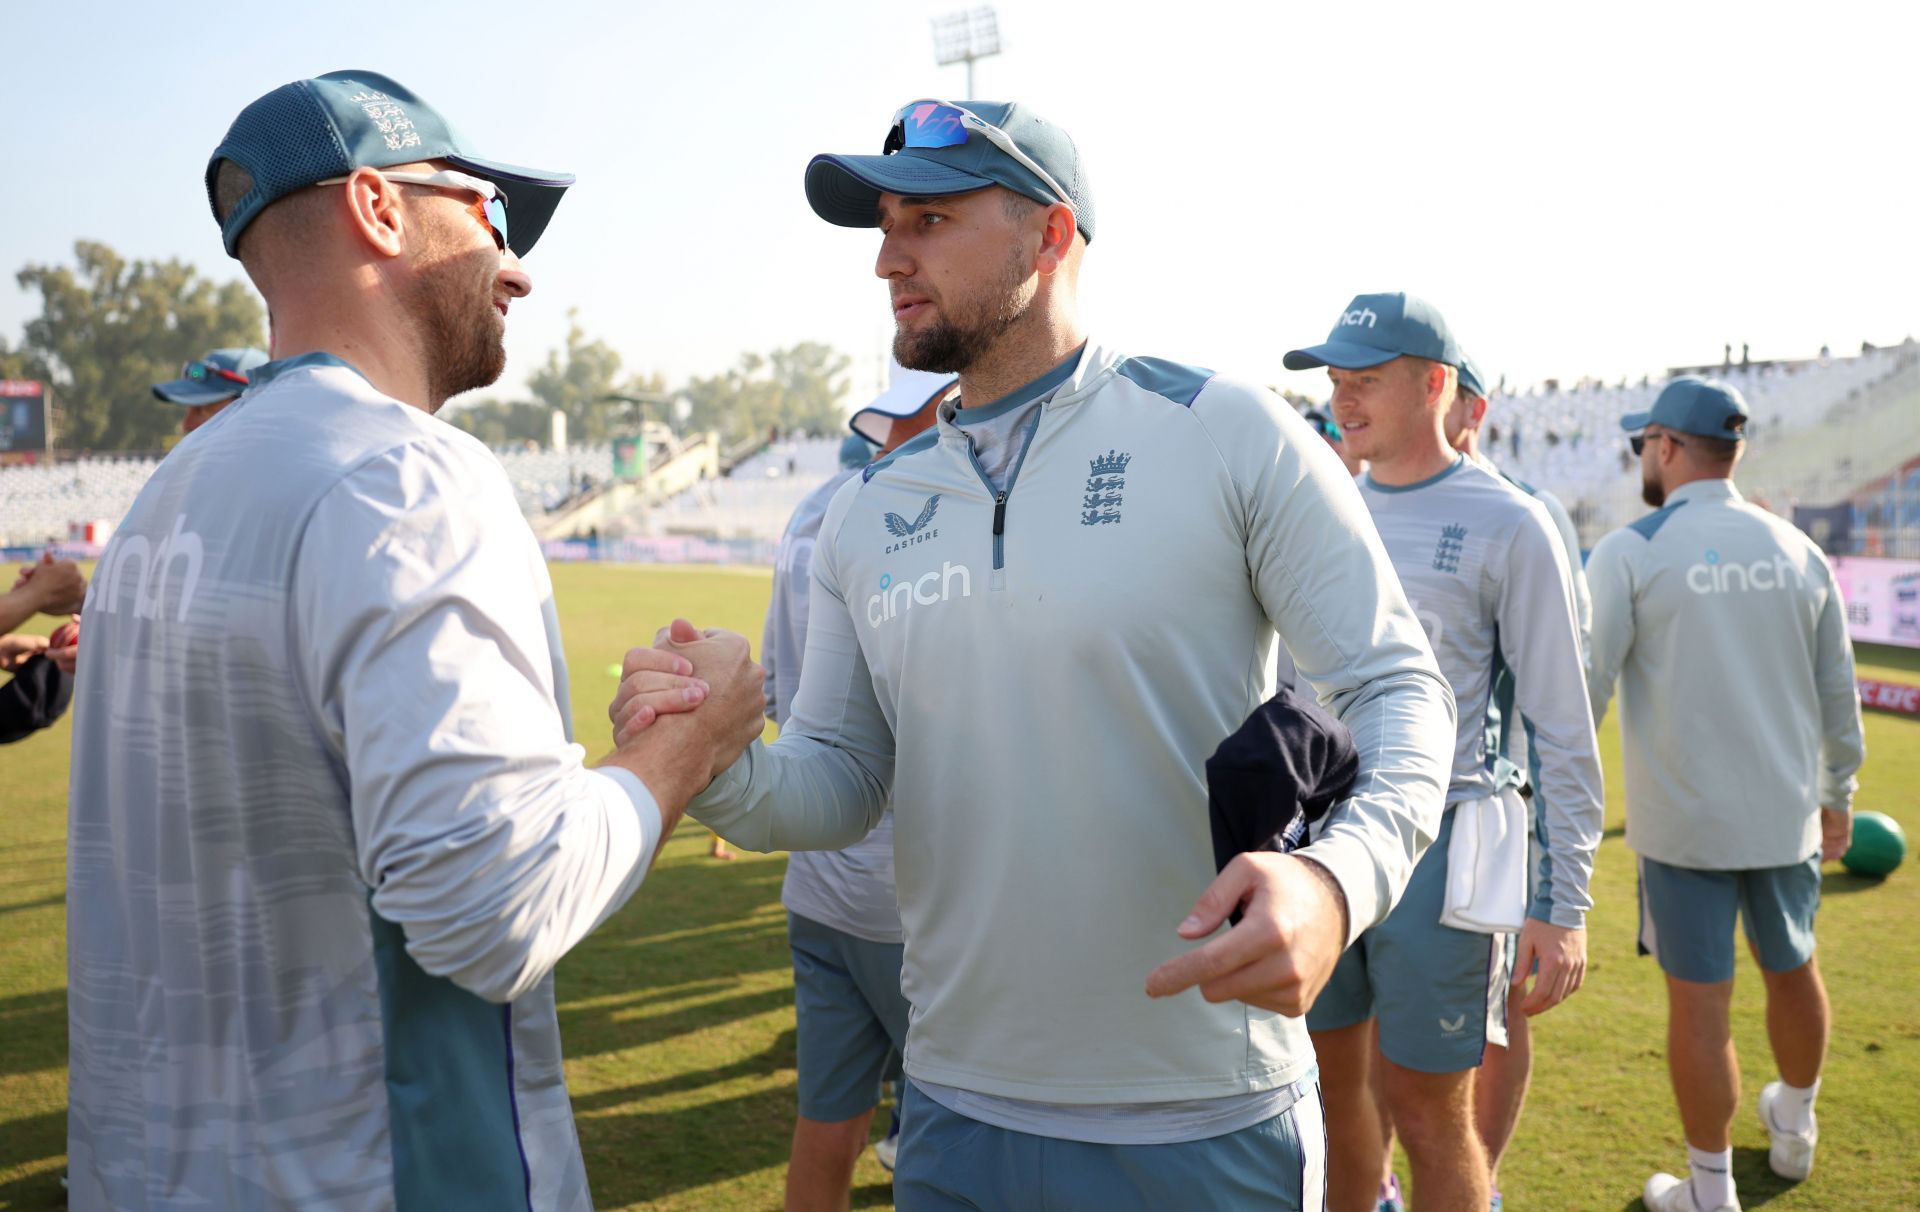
1305 806 1511 1073
789 911 910 1122
893 1079 1325 1212
1635 854 1820 984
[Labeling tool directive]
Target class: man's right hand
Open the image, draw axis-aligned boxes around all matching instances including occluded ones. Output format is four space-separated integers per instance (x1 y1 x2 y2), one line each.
15 555 86 616
600 619 765 839
0 633 49 672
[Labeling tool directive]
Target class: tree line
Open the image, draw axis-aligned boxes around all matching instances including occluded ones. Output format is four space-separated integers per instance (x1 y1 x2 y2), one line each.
1 241 853 454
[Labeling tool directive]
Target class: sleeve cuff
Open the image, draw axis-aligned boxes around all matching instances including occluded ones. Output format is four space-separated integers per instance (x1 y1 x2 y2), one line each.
593 765 664 866
1294 834 1385 949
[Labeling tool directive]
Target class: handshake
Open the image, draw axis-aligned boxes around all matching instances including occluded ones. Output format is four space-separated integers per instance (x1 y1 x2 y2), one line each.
599 618 768 836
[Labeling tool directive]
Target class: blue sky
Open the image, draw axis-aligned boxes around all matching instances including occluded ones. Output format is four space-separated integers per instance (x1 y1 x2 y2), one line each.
3 0 1916 411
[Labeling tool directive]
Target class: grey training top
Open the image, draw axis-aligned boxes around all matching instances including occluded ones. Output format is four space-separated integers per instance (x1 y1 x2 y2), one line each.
689 339 1456 1112
1357 456 1604 927
66 355 659 1210
1585 477 1866 869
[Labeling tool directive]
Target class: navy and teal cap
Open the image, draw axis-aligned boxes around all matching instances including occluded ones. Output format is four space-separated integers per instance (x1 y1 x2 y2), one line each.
806 100 1095 243
1621 376 1751 441
1284 292 1465 373
207 70 573 259
152 347 271 406
839 433 876 469
1457 354 1489 400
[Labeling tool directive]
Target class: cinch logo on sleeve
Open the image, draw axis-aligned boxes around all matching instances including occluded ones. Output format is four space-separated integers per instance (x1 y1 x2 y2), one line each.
1341 307 1378 329
1685 549 1803 595
866 562 972 628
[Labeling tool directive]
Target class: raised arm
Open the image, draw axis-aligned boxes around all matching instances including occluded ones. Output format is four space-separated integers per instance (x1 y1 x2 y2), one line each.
293 440 731 1005
682 482 895 853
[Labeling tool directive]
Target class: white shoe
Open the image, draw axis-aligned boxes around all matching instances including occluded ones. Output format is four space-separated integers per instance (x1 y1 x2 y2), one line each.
1758 1080 1817 1180
1644 1172 1741 1212
872 1108 899 1172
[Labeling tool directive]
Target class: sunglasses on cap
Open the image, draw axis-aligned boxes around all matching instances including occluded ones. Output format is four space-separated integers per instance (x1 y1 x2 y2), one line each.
315 167 509 252
883 100 1072 210
181 360 251 387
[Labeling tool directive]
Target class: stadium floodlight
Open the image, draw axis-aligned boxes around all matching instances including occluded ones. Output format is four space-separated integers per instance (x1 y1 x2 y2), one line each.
930 6 1001 98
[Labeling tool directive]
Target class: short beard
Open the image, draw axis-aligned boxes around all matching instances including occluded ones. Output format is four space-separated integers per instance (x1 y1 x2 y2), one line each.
893 243 1033 375
406 244 506 412
1641 471 1665 508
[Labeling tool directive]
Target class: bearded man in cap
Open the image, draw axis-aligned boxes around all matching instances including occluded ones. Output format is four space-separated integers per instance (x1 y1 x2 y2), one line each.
65 71 763 1209
1587 377 1865 1212
620 100 1455 1211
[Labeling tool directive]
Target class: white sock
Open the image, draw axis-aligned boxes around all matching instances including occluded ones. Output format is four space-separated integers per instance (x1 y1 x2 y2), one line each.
1775 1077 1820 1133
1687 1144 1735 1208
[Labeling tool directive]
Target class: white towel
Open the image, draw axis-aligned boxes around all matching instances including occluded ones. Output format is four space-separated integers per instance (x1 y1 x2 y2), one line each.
1439 788 1529 934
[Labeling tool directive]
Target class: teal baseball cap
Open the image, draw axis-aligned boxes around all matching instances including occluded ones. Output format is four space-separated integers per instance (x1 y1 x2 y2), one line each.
1284 292 1466 373
207 70 573 259
1457 354 1489 400
839 433 876 469
1621 376 1752 441
152 347 271 406
806 99 1095 243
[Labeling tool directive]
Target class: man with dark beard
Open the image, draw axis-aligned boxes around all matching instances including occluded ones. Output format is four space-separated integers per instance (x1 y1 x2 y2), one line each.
64 71 765 1210
624 99 1457 1210
1586 377 1864 1212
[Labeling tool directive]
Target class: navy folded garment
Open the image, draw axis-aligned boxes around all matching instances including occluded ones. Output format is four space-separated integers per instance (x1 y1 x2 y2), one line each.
1206 687 1360 886
0 653 72 744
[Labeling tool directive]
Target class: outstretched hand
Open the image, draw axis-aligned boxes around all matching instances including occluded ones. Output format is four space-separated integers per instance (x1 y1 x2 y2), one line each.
14 554 86 616
650 619 766 776
1144 852 1349 1017
0 632 49 672
608 646 709 741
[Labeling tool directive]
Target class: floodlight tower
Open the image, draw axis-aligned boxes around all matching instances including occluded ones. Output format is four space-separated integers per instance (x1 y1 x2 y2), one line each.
930 6 1001 99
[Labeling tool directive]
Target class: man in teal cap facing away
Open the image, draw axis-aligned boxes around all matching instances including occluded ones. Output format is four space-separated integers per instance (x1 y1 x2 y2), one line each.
1586 376 1866 1212
152 346 270 435
624 99 1457 1211
1287 293 1603 1212
65 71 767 1209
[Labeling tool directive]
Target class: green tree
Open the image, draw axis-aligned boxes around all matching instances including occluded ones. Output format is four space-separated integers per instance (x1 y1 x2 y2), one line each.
13 241 266 451
525 311 656 445
681 341 852 447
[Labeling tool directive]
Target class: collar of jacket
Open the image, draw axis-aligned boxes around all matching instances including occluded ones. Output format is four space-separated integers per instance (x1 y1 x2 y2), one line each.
930 339 1127 449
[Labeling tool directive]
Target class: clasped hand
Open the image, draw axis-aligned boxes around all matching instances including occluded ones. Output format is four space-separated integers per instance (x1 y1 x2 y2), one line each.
600 619 765 827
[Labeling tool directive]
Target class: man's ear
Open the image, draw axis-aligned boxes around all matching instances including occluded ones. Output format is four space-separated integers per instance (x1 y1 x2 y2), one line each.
1470 397 1489 428
340 167 408 259
1034 203 1077 276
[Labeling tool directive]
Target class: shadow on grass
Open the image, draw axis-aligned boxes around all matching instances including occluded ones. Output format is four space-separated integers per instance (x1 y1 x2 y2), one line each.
574 1030 803 1207
0 1107 66 1208
0 989 66 1079
573 1028 797 1112
0 893 64 917
560 983 800 1063
1821 869 1888 895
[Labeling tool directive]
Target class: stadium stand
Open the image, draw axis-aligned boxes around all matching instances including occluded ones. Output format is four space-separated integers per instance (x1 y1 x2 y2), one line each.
6 349 1912 555
1481 346 1917 549
648 436 842 539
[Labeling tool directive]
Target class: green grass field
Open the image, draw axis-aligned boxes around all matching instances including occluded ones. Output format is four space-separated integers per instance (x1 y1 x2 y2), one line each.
3 564 1917 1210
